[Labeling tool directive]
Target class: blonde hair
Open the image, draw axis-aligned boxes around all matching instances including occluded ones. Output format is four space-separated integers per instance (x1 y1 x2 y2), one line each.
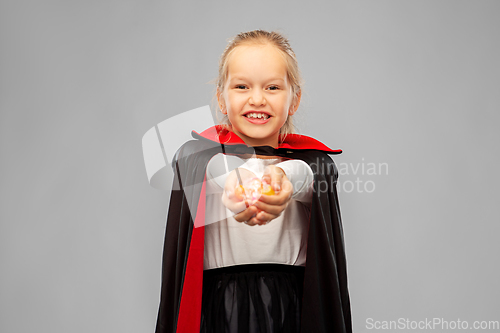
211 29 304 141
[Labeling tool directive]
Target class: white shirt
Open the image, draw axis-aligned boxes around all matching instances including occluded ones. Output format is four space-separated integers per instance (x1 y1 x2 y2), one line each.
203 154 314 270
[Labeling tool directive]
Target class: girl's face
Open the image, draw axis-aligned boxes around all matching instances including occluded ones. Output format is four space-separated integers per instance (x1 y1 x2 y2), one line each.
217 44 300 148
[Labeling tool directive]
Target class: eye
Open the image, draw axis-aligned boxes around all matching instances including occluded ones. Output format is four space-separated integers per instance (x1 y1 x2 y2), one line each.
235 85 247 89
267 85 279 91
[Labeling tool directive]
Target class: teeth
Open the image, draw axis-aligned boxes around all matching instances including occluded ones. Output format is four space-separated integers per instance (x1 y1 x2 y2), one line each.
246 112 269 119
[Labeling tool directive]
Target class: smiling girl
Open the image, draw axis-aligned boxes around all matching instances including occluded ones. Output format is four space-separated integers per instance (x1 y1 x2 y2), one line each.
154 30 352 333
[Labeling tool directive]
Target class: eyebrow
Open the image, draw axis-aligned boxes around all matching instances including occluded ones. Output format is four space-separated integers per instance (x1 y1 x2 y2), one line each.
229 76 285 83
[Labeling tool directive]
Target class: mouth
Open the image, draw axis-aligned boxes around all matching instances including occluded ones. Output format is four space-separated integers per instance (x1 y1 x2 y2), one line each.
243 114 271 125
243 111 272 120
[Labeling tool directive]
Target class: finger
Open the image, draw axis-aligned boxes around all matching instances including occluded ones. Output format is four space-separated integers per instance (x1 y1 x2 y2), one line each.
257 182 292 205
222 192 248 214
249 214 268 226
252 200 286 216
280 177 293 195
262 165 275 181
246 217 261 226
257 193 285 206
228 190 250 207
233 205 259 223
271 167 284 193
261 166 282 192
253 210 278 225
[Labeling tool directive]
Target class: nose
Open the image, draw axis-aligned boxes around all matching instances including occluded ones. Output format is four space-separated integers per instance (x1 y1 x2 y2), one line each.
249 89 266 106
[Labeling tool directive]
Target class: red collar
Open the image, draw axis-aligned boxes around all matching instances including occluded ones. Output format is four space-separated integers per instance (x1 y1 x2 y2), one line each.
191 125 342 154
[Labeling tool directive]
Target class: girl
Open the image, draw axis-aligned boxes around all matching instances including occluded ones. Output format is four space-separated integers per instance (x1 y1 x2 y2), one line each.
154 30 352 333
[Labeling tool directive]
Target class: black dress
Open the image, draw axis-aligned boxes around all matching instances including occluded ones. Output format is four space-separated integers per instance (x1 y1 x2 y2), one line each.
200 263 305 333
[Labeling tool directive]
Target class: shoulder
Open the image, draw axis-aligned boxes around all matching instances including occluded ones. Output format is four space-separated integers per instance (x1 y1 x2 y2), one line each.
295 151 339 181
279 133 342 154
171 139 220 169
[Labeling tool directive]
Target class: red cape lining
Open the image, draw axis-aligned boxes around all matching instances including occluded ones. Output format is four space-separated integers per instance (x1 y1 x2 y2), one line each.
192 125 342 154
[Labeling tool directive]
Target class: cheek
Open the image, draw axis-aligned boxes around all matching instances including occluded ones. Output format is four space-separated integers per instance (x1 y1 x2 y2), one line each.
276 96 292 115
222 96 229 112
286 94 294 109
227 95 245 112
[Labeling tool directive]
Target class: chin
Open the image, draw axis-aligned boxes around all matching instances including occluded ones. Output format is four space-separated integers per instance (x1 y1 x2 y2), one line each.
241 129 274 138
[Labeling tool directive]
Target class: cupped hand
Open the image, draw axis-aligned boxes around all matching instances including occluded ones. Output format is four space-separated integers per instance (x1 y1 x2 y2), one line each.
221 165 294 226
250 165 294 226
221 168 261 226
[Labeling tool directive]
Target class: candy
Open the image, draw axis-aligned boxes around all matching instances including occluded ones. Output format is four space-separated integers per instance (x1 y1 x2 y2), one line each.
261 183 275 196
234 185 246 200
234 177 275 202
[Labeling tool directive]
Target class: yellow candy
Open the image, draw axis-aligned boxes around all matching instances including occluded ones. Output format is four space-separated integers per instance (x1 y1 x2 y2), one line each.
234 179 276 201
261 182 275 196
234 185 246 200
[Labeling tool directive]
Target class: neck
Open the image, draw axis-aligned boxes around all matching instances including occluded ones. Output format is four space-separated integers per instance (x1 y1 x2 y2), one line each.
230 128 279 148
238 153 281 160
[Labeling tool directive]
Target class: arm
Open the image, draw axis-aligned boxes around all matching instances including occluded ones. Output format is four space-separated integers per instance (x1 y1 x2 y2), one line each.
274 159 314 204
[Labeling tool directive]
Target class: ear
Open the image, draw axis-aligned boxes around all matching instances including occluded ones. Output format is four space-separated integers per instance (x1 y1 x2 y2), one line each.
216 87 227 115
288 90 302 116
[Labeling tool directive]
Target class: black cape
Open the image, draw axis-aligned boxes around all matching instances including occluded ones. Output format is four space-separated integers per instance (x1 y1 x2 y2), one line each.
155 126 352 333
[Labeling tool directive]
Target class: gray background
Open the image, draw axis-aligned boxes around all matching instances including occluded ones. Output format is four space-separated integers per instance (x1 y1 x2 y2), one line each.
1 1 499 332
